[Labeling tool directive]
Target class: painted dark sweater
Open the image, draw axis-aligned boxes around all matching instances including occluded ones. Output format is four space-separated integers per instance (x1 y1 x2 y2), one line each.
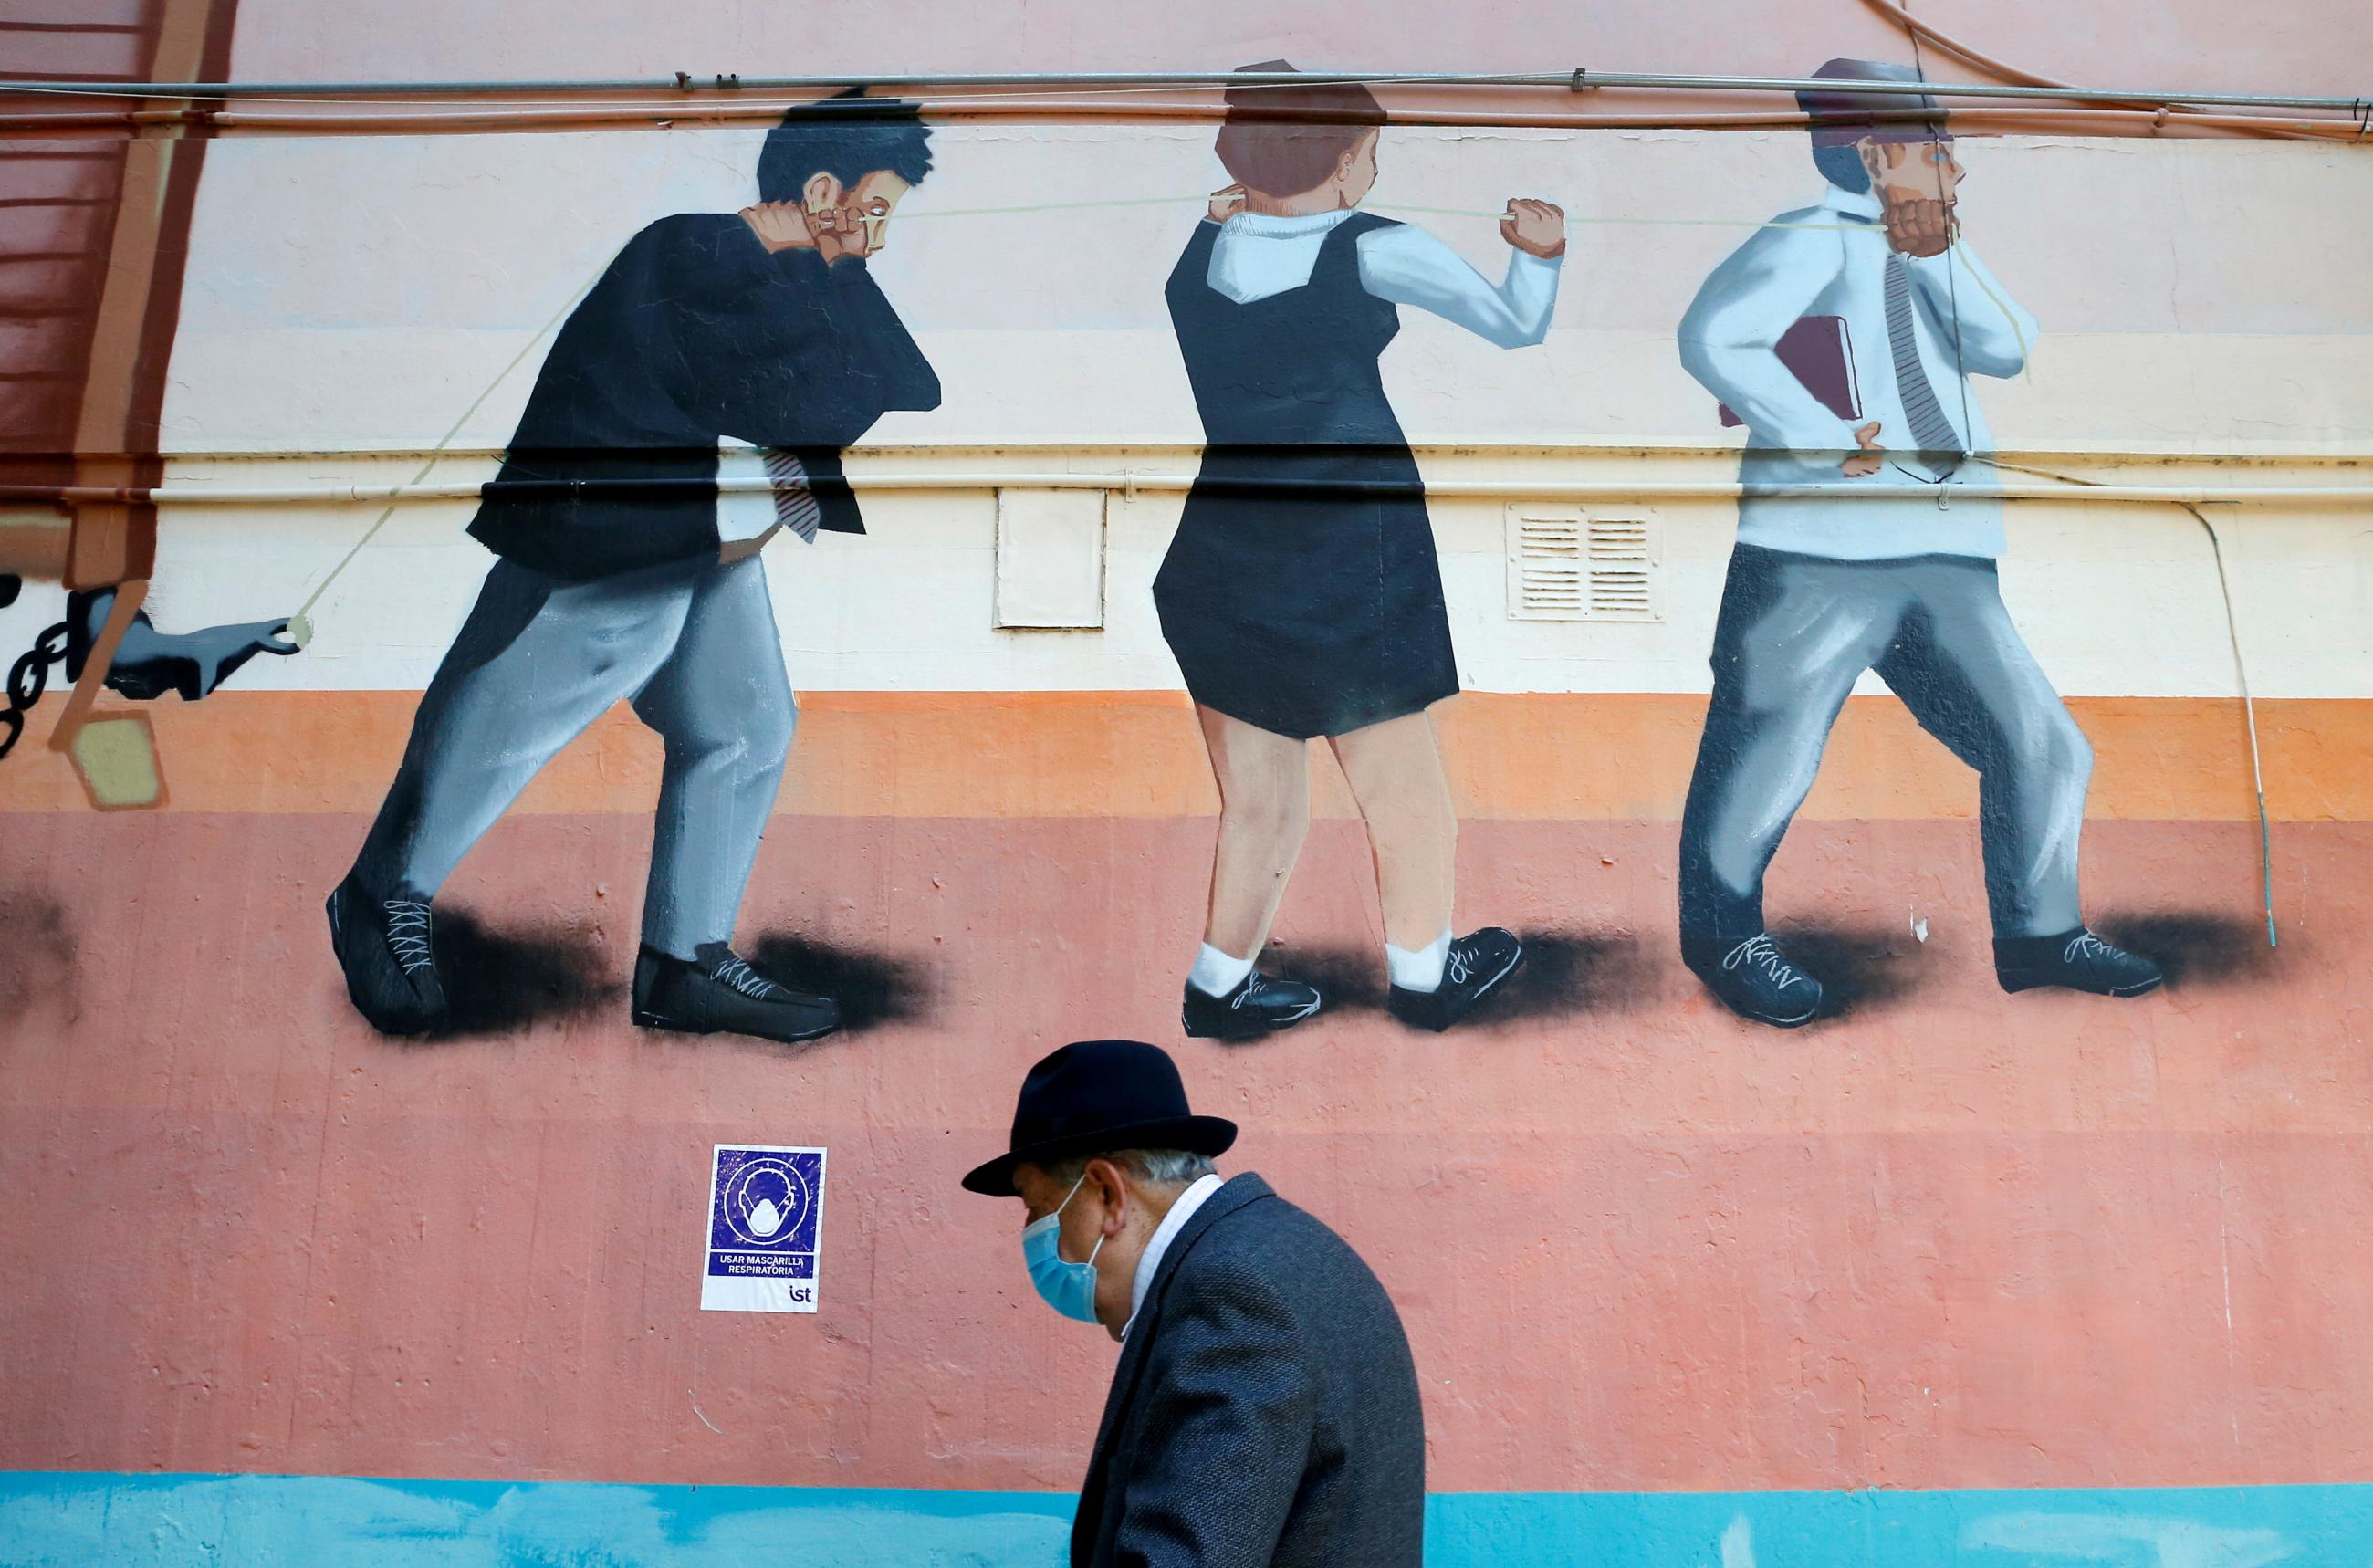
468 212 941 582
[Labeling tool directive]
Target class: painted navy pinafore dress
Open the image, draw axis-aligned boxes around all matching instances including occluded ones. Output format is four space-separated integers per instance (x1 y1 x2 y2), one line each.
1154 212 1459 741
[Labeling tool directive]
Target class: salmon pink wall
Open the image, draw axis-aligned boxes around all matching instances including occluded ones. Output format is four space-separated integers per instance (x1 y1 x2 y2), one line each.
5 2 2372 1563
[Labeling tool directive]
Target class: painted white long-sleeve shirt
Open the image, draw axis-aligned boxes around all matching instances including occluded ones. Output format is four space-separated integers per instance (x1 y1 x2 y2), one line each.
716 444 810 545
1204 207 1562 348
1678 183 2039 561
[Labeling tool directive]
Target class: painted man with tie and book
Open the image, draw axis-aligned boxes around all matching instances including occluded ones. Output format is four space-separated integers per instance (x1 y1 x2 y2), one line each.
1674 58 2163 1027
326 94 942 1044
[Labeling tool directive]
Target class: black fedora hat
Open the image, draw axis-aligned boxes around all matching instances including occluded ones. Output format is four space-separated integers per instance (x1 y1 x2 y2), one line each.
962 1039 1238 1196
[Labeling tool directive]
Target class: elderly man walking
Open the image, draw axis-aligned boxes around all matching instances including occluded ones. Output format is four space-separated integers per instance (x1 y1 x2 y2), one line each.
963 1039 1425 1567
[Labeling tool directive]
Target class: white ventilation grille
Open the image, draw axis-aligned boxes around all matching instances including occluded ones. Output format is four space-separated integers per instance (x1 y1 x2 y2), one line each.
1505 509 1661 622
1508 514 1585 620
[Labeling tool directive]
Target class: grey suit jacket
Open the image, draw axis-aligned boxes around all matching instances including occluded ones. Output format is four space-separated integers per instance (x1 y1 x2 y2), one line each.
1072 1173 1425 1567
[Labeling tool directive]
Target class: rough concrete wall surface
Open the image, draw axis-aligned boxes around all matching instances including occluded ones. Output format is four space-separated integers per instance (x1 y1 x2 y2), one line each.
4 1 2372 1563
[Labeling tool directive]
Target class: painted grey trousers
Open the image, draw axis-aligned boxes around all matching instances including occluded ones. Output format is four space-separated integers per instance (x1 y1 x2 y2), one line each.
352 552 795 957
1678 545 2092 942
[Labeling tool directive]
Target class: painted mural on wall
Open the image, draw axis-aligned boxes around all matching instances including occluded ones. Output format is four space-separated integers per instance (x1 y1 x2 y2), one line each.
1673 58 2161 1025
1160 67 1562 1040
325 93 941 1043
2 64 2187 1039
0 573 298 808
6 28 2368 1566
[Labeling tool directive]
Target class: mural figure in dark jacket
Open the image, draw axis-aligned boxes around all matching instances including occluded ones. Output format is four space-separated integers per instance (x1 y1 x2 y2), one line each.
1161 65 1565 1040
328 95 941 1042
965 1039 1425 1568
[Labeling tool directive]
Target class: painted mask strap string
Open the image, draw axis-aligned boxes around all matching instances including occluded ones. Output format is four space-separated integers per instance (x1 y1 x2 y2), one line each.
285 268 602 647
897 193 1874 233
269 193 1930 643
274 197 1866 646
1949 236 2031 381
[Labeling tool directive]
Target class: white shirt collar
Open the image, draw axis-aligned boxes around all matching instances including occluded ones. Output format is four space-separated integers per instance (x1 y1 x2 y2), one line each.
1820 183 1885 221
1219 207 1358 239
1123 1172 1227 1340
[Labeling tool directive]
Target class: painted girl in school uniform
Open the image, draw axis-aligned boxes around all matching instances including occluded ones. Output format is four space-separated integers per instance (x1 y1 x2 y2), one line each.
1158 65 1567 1038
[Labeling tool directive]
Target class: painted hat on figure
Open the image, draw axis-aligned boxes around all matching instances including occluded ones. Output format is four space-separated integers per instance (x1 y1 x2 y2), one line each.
1800 57 1950 147
961 1039 1238 1196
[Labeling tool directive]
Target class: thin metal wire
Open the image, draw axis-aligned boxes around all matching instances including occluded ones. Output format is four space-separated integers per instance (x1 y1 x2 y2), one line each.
2 68 2364 112
2183 505 2278 944
0 72 1477 116
1992 456 2282 949
4 95 2357 143
2185 502 2281 949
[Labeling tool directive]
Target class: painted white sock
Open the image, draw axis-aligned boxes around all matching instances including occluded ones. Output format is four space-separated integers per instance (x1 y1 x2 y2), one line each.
1187 943 1255 998
1386 929 1453 993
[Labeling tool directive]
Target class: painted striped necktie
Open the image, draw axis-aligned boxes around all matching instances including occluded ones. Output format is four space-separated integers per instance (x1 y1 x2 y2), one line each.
764 448 822 543
1881 252 1965 480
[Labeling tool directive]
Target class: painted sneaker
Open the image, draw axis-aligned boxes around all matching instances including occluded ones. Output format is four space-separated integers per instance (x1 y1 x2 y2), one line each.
1388 927 1526 1032
326 872 450 1035
1181 973 1322 1040
632 942 842 1044
1683 932 1824 1029
1994 929 2163 998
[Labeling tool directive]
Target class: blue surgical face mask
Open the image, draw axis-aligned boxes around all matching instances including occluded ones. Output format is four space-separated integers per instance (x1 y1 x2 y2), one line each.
1022 1173 1105 1323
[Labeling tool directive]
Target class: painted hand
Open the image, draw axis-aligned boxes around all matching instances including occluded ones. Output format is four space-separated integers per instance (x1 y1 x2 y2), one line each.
1207 184 1249 224
809 206 877 265
1842 421 1885 478
739 199 811 255
1880 195 1955 258
1501 198 1567 258
105 614 301 701
718 525 781 565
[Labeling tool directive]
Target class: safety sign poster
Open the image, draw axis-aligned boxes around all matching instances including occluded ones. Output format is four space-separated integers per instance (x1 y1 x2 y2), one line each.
701 1145 827 1313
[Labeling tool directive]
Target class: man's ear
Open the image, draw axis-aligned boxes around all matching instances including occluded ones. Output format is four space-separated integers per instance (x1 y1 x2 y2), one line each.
1086 1157 1131 1233
801 171 845 213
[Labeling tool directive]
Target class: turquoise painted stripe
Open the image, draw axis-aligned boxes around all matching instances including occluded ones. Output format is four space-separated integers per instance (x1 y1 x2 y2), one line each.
2 1471 2368 1565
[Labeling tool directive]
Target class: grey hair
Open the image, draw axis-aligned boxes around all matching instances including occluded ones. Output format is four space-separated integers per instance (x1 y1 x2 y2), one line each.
1040 1148 1216 1192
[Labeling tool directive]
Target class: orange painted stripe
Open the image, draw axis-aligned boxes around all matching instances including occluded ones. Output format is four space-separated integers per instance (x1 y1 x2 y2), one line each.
1 690 2366 822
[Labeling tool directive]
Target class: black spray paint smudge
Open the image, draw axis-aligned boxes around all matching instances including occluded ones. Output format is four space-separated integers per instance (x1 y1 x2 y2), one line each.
746 935 931 1032
2093 909 2290 990
0 887 78 1022
1766 921 1928 1019
427 909 627 1038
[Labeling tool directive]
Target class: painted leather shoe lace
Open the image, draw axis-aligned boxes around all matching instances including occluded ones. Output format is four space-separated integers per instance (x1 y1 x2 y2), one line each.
2063 931 2118 966
1722 934 1805 990
711 953 781 999
382 899 435 976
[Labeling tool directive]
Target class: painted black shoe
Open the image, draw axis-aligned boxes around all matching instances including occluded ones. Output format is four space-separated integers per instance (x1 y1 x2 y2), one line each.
1388 927 1526 1032
325 872 449 1035
632 942 842 1044
1181 973 1322 1040
1995 929 2163 998
1683 932 1824 1029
